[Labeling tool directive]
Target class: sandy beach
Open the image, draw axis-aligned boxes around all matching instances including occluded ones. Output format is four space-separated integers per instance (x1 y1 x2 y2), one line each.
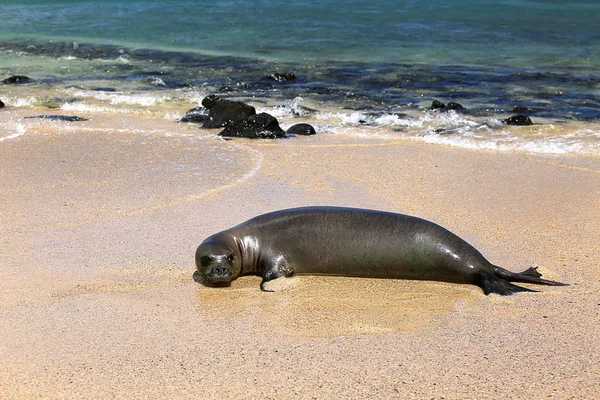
1 108 599 399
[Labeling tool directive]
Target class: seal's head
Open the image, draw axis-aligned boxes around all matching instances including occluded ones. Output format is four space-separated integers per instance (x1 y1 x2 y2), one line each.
194 232 241 287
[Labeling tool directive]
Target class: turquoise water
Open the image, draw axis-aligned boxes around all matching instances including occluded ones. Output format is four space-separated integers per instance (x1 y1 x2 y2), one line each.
1 0 599 67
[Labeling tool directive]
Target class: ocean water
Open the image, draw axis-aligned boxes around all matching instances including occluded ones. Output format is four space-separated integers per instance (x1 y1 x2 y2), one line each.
1 0 599 154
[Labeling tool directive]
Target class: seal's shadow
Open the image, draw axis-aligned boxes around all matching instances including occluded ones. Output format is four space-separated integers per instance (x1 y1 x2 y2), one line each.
196 275 478 338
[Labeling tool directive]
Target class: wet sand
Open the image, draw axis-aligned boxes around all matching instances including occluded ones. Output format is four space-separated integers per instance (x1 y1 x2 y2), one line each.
1 109 599 399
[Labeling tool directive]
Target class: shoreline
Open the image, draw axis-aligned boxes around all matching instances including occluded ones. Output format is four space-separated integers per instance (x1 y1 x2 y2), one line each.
1 106 599 398
2 97 600 157
2 37 600 127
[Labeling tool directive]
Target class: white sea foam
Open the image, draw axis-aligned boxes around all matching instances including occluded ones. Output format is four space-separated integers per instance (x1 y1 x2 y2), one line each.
339 112 402 126
68 89 168 106
268 97 318 118
60 102 141 114
416 132 600 155
319 109 480 131
145 76 167 86
0 130 25 142
107 93 167 106
404 122 600 155
163 111 183 120
179 90 208 106
93 55 131 64
318 110 600 156
0 123 26 142
5 97 38 107
116 55 131 64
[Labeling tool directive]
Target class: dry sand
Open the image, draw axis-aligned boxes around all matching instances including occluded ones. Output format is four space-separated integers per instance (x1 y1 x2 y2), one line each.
1 110 599 399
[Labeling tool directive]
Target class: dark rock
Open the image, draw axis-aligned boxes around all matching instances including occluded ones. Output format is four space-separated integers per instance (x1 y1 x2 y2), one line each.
180 106 209 123
201 95 220 109
431 100 446 110
447 102 465 110
24 115 88 122
434 128 461 135
89 87 117 92
311 86 338 95
200 95 256 128
431 100 465 111
2 75 31 84
219 113 285 139
504 115 533 126
0 99 4 109
262 72 296 82
286 123 316 136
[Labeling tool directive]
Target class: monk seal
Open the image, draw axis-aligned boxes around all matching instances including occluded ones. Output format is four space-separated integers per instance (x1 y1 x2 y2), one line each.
193 206 567 295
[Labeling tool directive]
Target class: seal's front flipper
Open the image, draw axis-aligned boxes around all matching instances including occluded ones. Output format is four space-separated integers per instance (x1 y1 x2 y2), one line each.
260 255 294 292
260 269 287 292
492 265 568 287
479 272 538 295
260 279 276 292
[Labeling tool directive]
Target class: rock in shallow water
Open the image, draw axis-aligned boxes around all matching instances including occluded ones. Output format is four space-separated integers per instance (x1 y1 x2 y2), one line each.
430 100 465 111
262 72 296 82
286 123 317 136
180 106 209 123
504 115 533 126
219 113 285 139
23 115 88 122
201 95 256 129
2 75 31 84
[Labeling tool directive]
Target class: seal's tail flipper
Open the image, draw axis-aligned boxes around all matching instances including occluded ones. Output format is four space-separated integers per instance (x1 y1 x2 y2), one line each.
492 265 569 287
479 272 538 295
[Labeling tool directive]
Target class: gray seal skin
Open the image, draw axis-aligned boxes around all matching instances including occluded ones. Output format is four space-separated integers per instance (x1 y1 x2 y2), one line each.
193 207 567 295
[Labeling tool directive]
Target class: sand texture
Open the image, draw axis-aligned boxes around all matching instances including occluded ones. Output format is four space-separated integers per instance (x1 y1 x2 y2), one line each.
1 110 599 399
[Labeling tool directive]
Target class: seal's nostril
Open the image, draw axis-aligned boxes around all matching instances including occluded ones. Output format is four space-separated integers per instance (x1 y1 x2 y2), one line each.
211 266 231 277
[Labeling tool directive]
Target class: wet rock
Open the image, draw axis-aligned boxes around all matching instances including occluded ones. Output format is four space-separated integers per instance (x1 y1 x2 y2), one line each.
24 115 88 122
180 106 209 123
431 100 465 111
504 115 533 126
262 72 296 82
89 87 117 92
286 123 316 136
431 100 446 110
447 102 465 110
2 75 31 84
434 128 462 135
201 95 256 129
219 113 285 139
0 99 4 109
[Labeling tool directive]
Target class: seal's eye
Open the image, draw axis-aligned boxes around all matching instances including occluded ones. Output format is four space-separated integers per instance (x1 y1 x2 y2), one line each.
226 254 234 265
200 255 212 267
